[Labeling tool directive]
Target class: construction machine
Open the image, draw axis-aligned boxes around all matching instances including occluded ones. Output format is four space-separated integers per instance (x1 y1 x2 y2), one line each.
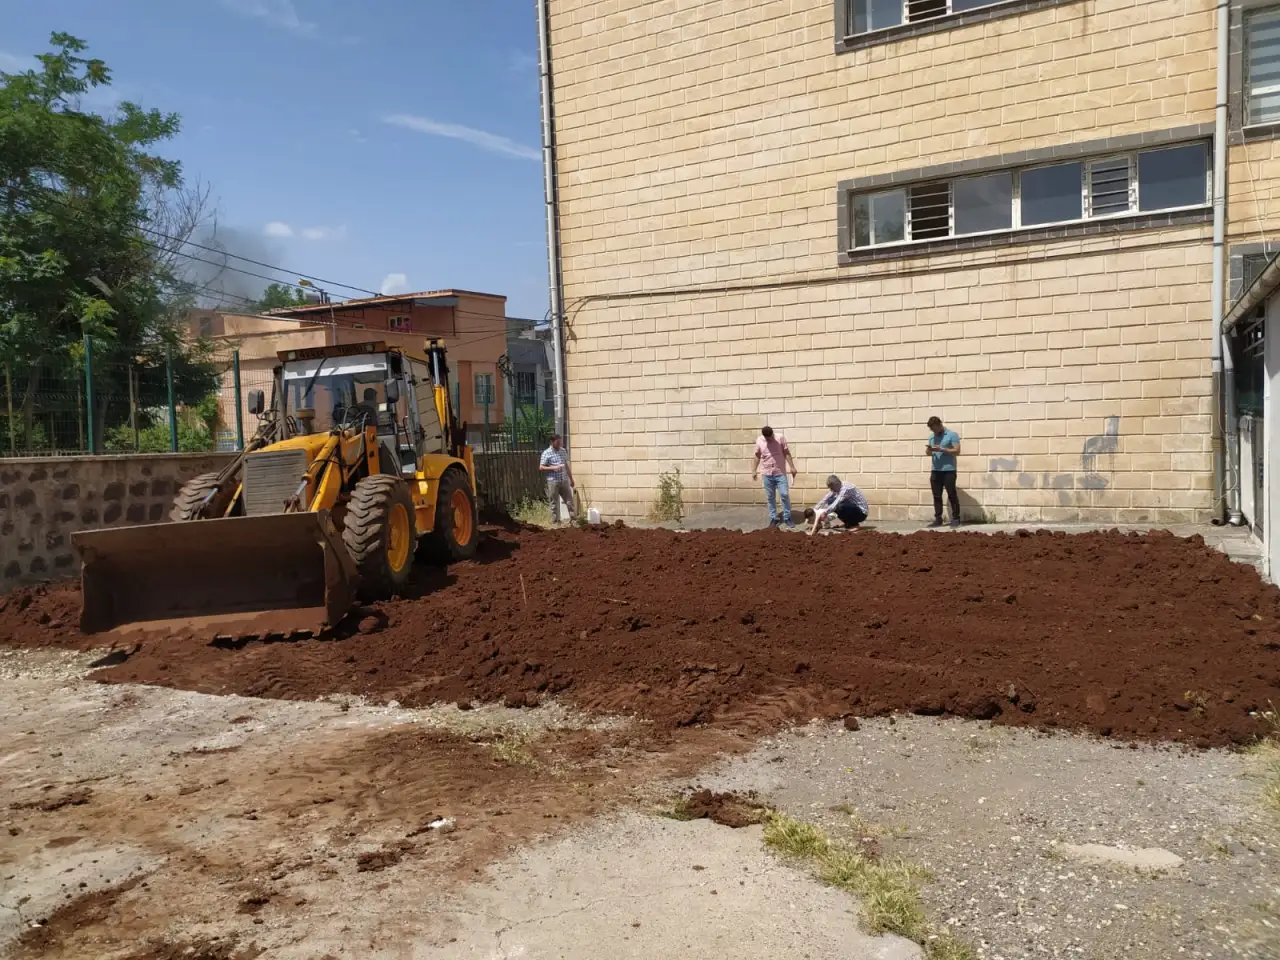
72 340 478 639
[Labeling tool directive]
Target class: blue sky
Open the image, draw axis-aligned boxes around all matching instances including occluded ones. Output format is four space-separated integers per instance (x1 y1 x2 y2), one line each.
2 0 551 320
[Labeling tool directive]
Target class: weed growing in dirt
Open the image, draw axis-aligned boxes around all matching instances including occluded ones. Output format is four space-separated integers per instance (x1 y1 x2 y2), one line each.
1248 705 1280 817
763 813 975 960
649 467 685 523
510 497 554 527
490 734 539 767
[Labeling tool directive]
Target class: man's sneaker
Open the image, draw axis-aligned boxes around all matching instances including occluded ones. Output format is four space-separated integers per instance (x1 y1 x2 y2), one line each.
785 520 796 528
768 519 780 527
949 518 962 528
927 518 944 528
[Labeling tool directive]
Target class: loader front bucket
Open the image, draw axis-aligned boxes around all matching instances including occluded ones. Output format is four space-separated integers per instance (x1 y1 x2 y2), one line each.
72 510 358 640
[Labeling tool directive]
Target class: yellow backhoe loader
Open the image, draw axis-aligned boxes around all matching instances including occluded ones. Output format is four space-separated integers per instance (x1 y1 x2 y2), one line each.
72 339 478 639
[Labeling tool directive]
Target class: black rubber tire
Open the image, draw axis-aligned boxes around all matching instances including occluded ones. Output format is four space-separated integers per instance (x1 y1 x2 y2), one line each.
170 472 237 522
425 467 478 563
342 475 417 601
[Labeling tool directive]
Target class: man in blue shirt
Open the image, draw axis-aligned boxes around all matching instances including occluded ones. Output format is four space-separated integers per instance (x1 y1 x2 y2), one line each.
925 416 961 528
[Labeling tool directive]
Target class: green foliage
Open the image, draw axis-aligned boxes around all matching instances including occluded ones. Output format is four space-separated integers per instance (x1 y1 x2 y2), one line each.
511 404 554 445
649 466 685 523
0 32 218 451
103 390 220 454
0 414 49 452
254 283 310 312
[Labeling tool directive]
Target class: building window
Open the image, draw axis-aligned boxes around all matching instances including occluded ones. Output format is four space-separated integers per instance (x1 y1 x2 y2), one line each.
847 141 1209 249
389 315 411 332
1247 8 1280 127
847 0 1016 35
953 172 1012 235
515 371 537 406
474 373 495 407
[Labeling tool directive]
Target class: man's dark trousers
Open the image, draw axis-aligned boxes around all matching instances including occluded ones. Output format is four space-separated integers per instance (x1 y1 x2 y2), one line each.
931 470 959 521
834 501 867 528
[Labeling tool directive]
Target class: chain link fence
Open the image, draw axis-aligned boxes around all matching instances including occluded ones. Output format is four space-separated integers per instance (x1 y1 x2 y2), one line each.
1 341 260 458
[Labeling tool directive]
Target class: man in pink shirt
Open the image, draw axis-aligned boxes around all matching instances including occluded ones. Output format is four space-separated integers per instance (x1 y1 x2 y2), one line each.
751 425 798 527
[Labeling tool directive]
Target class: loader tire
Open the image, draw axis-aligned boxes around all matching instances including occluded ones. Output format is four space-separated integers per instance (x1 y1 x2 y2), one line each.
425 467 478 563
343 475 417 601
171 472 239 522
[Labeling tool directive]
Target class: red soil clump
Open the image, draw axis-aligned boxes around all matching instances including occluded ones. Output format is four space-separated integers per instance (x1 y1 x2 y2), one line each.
3 526 1278 747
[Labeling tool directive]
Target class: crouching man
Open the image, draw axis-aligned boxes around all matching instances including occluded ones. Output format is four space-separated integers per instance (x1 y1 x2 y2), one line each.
805 475 869 535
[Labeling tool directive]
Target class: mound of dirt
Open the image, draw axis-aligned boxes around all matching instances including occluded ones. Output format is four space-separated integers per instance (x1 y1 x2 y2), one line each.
678 790 767 828
4 527 1280 746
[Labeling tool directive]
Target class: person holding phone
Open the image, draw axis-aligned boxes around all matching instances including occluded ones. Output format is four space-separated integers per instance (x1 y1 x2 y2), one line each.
925 416 961 528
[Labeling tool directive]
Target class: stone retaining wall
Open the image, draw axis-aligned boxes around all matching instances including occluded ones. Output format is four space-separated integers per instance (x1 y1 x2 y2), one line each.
0 453 235 590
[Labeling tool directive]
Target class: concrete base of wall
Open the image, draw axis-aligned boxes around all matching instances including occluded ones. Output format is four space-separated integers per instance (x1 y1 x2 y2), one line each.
1 453 236 592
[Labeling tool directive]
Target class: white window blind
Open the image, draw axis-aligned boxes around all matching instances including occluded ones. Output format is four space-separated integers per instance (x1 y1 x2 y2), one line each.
1247 9 1280 126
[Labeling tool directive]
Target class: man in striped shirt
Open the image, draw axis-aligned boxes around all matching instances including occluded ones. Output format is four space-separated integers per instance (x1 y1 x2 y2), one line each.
805 475 868 535
540 434 575 524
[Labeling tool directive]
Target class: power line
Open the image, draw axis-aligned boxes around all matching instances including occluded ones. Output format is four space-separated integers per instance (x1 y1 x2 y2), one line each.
138 225 380 296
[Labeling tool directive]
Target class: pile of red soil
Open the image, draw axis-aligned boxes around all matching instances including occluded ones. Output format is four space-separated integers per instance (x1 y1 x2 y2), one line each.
4 527 1279 747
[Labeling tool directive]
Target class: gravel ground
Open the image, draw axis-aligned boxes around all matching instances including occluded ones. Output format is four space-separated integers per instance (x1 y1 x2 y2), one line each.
695 717 1280 960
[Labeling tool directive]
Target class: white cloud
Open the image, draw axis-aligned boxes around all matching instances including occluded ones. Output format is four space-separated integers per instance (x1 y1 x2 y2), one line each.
263 221 294 238
300 225 346 241
220 0 318 37
347 128 369 144
382 114 540 162
380 273 410 296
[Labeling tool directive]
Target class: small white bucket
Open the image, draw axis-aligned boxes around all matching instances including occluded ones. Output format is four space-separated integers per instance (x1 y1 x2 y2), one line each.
587 507 601 524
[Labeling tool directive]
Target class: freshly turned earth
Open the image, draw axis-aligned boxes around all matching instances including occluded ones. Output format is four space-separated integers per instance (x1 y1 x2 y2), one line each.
4 525 1279 747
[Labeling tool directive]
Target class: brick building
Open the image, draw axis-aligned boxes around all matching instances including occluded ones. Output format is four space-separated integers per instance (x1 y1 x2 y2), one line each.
543 0 1279 523
189 290 512 444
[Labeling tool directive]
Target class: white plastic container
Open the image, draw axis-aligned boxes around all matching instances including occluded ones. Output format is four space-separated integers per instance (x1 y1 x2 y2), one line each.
587 507 601 524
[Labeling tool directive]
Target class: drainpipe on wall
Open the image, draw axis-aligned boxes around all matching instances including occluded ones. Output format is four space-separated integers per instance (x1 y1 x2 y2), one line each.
536 0 568 441
1211 0 1243 524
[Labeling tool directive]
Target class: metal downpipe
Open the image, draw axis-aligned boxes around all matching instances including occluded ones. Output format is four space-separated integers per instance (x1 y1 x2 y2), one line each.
1211 0 1236 524
536 0 568 441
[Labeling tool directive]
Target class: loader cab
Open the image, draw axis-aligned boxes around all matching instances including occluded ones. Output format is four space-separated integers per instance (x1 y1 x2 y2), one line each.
278 343 448 478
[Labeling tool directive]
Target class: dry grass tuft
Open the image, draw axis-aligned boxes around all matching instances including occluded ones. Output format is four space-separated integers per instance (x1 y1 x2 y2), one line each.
763 812 976 960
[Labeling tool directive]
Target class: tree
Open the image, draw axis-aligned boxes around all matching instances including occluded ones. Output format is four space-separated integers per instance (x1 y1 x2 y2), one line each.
0 32 219 450
255 282 310 311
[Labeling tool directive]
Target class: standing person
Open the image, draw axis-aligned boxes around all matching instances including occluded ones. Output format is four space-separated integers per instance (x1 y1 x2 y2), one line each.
752 425 798 527
925 416 961 528
805 475 869 535
540 434 575 524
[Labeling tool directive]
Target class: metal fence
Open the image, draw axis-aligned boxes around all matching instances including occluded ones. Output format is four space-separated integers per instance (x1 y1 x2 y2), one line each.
3 345 555 517
469 401 550 510
1 340 261 458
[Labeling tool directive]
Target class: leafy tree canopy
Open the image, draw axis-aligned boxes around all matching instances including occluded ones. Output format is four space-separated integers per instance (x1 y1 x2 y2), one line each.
0 32 219 450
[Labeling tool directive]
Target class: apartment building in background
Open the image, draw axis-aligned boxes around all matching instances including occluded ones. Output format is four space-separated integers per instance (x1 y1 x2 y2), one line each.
188 289 512 445
544 0 1280 524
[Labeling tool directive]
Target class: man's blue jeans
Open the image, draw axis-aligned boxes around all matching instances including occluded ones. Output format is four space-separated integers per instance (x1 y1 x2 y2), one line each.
762 474 791 525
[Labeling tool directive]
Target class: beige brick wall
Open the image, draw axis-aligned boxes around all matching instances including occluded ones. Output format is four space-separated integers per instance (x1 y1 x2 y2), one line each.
549 0 1221 522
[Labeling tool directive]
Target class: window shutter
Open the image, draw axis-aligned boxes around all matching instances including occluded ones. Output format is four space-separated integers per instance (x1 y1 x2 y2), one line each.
909 182 951 240
906 0 947 21
1088 157 1131 217
1248 9 1280 125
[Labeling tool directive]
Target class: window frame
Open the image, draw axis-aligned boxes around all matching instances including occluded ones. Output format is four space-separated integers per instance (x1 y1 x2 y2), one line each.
473 372 495 407
836 0 1078 49
846 0 1010 37
844 140 1211 253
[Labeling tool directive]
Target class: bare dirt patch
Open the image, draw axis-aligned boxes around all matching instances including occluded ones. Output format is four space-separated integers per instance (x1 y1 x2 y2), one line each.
5 527 1279 746
1 663 743 958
